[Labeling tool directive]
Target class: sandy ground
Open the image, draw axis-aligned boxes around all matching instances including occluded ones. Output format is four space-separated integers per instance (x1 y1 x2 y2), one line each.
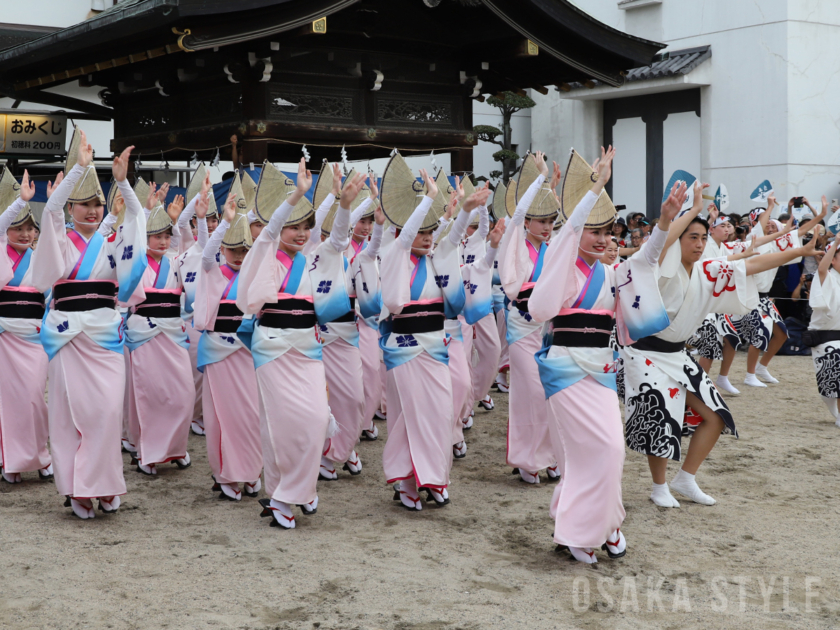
1 352 839 630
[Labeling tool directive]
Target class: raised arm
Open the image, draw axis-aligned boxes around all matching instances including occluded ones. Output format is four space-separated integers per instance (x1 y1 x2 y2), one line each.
798 196 829 237
477 204 490 240
450 186 491 246
329 172 366 253
309 162 340 246
0 170 32 234
264 159 312 241
818 234 839 284
658 180 696 265
203 193 233 271
112 145 142 217
484 218 505 266
362 204 386 260
510 151 549 227
396 168 438 250
745 238 818 277
195 187 210 249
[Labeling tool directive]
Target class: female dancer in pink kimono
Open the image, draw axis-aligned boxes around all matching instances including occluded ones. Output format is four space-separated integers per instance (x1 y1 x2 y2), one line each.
380 170 490 510
529 148 677 563
32 131 147 519
0 170 52 484
237 159 367 529
496 152 561 485
123 183 196 475
193 191 263 501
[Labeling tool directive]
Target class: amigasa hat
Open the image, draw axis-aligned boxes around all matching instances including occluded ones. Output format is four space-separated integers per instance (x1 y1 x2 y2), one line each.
559 149 616 228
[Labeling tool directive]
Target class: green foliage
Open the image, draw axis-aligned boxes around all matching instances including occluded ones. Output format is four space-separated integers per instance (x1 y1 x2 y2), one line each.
473 124 502 143
485 91 536 112
489 170 503 181
493 149 520 163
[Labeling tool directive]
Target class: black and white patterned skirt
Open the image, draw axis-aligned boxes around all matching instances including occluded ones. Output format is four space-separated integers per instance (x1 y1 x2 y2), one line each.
813 341 840 398
726 297 787 352
689 313 737 360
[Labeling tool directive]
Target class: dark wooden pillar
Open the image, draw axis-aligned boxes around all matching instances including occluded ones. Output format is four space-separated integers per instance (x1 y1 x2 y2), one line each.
450 148 474 176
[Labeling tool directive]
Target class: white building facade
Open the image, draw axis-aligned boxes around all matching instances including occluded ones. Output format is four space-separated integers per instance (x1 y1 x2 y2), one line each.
531 0 840 219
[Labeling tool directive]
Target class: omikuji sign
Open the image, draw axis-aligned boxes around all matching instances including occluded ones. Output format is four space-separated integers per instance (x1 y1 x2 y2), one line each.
0 112 67 155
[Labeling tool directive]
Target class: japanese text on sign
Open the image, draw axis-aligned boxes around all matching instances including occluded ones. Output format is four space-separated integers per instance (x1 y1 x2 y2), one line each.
0 113 68 155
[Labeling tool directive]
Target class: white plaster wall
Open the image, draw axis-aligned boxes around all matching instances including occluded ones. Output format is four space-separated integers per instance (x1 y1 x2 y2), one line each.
663 111 701 186
532 0 840 215
611 116 646 216
529 90 602 174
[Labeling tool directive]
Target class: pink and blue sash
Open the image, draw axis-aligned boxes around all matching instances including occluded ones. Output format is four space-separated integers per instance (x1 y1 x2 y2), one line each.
351 238 367 258
410 254 427 301
276 249 305 294
527 241 546 282
571 257 605 310
8 245 31 287
67 230 104 281
146 254 171 289
220 264 240 301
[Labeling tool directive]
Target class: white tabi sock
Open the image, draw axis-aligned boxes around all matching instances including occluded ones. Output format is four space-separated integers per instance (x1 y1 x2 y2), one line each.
269 498 295 528
670 469 716 505
715 375 740 395
821 396 840 421
755 364 779 384
743 373 767 388
650 482 680 508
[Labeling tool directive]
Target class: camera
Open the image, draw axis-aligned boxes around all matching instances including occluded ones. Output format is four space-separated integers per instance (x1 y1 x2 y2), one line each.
793 196 805 207
804 273 814 282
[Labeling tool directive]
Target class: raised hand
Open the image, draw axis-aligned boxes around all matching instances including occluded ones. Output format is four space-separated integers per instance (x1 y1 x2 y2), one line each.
708 203 719 224
549 161 562 191
156 182 170 203
661 180 688 223
295 158 313 195
223 192 237 223
201 172 211 199
691 181 708 211
489 217 506 248
443 190 458 220
112 145 134 182
339 172 368 209
19 170 35 202
195 189 209 220
47 171 64 198
330 162 342 197
419 168 438 200
374 203 385 226
146 182 158 210
595 146 615 186
462 186 492 214
368 173 379 200
820 195 829 217
454 175 464 202
78 129 94 168
167 194 185 222
534 151 549 178
767 193 777 210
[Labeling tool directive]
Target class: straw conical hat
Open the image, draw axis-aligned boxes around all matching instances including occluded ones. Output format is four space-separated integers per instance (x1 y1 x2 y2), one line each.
559 149 616 228
321 169 372 236
0 167 34 228
380 154 448 231
453 177 475 221
254 161 314 226
504 176 518 218
515 154 560 219
490 181 506 222
187 163 218 217
242 172 257 213
146 205 173 235
222 210 253 249
65 127 105 205
230 172 248 215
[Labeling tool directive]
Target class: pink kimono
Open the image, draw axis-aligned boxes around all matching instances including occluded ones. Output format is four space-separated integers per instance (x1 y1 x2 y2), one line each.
0 198 50 477
192 219 262 487
529 190 670 549
31 168 147 500
380 196 467 491
497 176 557 475
236 199 350 507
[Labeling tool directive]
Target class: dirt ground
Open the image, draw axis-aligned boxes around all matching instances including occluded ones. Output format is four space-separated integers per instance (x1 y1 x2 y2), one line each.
1 352 839 630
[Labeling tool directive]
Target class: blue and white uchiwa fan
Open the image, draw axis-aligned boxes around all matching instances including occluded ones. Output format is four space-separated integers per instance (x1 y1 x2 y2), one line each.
714 184 729 212
663 169 697 215
826 209 840 236
750 179 773 203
